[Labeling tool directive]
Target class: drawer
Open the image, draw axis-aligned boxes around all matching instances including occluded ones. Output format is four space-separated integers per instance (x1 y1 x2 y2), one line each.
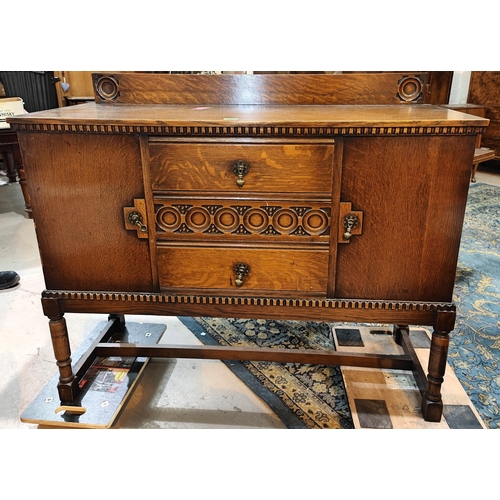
148 141 334 193
157 246 329 293
153 197 332 244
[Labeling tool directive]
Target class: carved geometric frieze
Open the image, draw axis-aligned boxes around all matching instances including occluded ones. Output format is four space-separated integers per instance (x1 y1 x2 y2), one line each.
154 200 331 241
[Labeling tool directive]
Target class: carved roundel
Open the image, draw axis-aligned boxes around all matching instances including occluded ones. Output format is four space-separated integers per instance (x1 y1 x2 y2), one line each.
185 207 211 232
302 210 329 234
214 208 240 232
273 209 299 234
397 75 424 102
242 208 269 232
156 207 181 231
95 75 120 101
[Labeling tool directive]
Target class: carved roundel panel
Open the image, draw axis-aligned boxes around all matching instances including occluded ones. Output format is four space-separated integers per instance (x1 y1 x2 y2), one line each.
397 75 424 102
214 208 240 232
157 207 181 231
95 75 120 101
243 208 269 232
185 207 211 232
155 202 331 239
273 209 299 234
302 210 329 235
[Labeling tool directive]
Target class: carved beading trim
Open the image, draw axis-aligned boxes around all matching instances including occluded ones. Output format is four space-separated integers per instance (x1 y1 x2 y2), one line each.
9 122 488 137
42 290 455 312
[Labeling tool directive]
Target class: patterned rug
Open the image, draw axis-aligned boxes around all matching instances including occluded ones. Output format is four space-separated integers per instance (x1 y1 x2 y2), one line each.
451 182 500 428
179 182 500 429
179 317 353 428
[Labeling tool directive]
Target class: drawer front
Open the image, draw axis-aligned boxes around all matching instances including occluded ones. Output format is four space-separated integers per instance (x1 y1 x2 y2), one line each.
148 142 334 193
153 197 332 244
157 246 328 293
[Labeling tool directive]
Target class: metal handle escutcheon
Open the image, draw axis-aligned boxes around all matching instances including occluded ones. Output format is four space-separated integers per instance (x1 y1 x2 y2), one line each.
234 263 250 287
232 160 250 188
128 211 147 233
342 214 359 241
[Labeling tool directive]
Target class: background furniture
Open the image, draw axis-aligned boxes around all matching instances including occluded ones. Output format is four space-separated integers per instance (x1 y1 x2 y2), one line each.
8 73 487 423
0 129 21 182
443 103 496 181
471 148 496 182
0 72 61 218
0 71 59 113
0 128 32 217
468 71 500 157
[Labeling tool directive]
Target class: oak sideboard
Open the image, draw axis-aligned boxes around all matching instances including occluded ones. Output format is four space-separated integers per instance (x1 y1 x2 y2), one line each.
8 73 489 423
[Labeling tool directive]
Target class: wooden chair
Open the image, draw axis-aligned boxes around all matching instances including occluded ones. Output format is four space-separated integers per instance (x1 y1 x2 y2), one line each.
471 147 496 182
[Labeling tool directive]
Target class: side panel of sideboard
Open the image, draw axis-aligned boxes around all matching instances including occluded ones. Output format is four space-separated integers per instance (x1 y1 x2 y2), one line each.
336 134 477 302
16 132 153 292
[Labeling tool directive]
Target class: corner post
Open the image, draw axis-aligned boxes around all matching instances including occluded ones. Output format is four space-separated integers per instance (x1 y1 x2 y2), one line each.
42 296 79 403
421 309 456 422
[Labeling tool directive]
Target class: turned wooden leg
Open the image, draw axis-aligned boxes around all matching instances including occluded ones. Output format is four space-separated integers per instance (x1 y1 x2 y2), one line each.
471 162 479 183
17 166 33 219
2 150 18 182
48 314 79 403
421 310 455 422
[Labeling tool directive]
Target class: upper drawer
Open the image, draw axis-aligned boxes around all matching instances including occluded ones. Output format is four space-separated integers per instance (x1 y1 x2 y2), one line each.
148 141 334 193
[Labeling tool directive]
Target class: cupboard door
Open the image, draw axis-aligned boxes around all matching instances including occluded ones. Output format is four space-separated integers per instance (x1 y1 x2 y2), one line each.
18 132 154 292
334 135 476 302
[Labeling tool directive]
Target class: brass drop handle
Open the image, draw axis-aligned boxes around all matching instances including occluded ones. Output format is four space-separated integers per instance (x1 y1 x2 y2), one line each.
128 211 147 233
232 160 250 188
234 263 250 287
342 214 359 241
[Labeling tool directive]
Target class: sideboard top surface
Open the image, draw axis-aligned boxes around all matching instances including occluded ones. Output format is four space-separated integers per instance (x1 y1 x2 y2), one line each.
7 103 489 131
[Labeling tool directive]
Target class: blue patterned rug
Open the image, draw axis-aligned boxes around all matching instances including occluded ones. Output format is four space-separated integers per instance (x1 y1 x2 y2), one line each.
180 182 500 428
451 182 500 428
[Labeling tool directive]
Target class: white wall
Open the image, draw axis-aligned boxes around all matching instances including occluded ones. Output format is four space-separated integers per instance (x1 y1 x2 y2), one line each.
448 71 472 104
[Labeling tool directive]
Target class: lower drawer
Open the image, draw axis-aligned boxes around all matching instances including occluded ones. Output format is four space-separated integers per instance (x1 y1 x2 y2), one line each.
157 246 328 293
